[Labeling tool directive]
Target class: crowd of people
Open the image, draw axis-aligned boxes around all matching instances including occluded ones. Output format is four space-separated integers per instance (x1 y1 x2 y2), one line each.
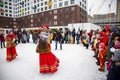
0 25 120 79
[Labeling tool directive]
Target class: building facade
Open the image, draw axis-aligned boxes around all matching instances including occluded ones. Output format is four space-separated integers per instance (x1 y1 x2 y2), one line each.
0 0 87 28
117 0 120 19
89 13 120 27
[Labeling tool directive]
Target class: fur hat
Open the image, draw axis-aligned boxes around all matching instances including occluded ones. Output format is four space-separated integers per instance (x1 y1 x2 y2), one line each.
112 49 120 61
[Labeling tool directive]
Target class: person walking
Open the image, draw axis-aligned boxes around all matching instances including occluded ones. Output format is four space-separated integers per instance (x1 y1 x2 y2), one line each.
54 30 62 50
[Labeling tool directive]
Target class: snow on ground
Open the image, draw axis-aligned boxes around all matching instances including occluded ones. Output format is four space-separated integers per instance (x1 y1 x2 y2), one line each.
0 41 107 80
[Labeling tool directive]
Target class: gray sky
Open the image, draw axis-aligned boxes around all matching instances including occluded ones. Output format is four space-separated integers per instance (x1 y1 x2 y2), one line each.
87 0 117 16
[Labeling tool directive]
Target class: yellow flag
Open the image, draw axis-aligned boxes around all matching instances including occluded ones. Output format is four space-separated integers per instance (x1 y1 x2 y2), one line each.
46 0 53 6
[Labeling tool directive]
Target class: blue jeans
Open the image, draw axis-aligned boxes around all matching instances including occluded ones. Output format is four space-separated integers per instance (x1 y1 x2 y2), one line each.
55 41 62 50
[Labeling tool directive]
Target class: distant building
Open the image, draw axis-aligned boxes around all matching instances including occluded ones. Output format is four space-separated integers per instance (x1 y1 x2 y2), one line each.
93 13 116 22
117 0 120 19
87 15 93 23
87 13 120 27
0 0 88 28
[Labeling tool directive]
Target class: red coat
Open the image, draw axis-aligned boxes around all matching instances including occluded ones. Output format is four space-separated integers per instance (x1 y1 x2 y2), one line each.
100 32 108 45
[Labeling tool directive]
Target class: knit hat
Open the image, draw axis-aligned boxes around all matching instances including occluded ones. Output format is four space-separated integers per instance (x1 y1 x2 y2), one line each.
112 49 120 61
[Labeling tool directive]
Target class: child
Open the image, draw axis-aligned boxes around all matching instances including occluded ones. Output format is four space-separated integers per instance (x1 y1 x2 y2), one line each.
98 41 107 72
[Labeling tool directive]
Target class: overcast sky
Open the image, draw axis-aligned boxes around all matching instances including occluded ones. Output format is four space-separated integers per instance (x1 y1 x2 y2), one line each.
87 0 117 16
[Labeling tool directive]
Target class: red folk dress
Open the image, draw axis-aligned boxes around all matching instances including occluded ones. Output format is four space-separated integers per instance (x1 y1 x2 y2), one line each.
36 31 59 73
5 34 18 61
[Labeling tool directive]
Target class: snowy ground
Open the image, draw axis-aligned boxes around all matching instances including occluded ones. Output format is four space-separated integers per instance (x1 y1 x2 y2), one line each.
0 41 107 80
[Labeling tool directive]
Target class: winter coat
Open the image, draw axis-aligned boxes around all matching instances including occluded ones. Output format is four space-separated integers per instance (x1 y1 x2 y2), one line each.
107 62 120 80
100 32 108 45
5 34 18 48
54 32 62 41
0 34 5 42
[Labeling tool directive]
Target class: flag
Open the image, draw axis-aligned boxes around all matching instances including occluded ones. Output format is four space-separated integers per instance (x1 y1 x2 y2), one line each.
0 9 5 13
46 0 53 6
0 2 5 6
20 9 25 14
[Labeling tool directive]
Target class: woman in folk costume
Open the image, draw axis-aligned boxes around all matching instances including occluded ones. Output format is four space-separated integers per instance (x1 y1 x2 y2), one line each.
5 30 18 61
36 26 59 73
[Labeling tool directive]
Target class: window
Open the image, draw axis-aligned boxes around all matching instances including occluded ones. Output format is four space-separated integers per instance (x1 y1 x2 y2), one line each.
85 6 86 9
82 4 84 9
41 3 43 6
54 4 57 8
49 11 52 14
9 7 12 9
71 0 75 4
49 6 51 9
37 9 40 12
31 24 33 27
64 14 69 18
5 10 8 12
5 14 8 16
59 9 62 13
31 19 33 22
9 14 12 17
60 21 62 25
41 8 43 11
28 7 29 10
65 1 68 6
37 4 39 7
80 2 81 6
59 3 62 7
9 10 12 13
5 2 7 4
54 0 57 2
71 13 74 18
54 15 57 19
41 13 44 16
5 6 8 8
54 10 57 14
64 8 69 12
9 3 12 5
71 7 75 11
54 21 57 25
45 7 47 10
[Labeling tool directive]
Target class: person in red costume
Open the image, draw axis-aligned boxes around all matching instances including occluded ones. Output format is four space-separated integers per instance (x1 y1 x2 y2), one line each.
5 30 18 61
98 41 107 72
36 25 59 73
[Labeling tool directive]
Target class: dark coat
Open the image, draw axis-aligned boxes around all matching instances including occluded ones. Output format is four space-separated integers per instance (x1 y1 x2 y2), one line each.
107 62 120 80
54 31 62 41
0 34 5 42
